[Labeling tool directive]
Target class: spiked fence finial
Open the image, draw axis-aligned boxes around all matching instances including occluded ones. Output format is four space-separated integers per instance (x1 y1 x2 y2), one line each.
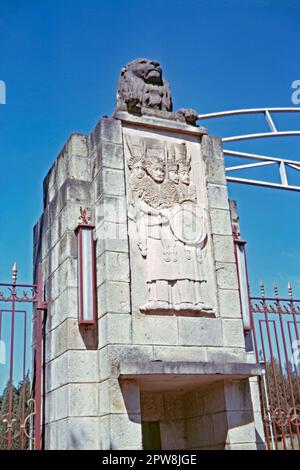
273 282 279 299
288 281 293 299
260 280 265 298
12 262 18 284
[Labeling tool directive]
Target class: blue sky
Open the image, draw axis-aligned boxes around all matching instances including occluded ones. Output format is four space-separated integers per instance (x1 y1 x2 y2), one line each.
0 0 299 299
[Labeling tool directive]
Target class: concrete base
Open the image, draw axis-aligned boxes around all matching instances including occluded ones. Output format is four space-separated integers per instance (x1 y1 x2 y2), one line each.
119 360 261 391
116 361 264 450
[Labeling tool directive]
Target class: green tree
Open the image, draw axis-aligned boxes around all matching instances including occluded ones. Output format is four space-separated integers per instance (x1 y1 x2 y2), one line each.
0 374 32 450
263 360 300 447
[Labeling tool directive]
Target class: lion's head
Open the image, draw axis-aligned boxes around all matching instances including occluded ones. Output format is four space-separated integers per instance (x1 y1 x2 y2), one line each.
116 58 173 114
123 58 163 85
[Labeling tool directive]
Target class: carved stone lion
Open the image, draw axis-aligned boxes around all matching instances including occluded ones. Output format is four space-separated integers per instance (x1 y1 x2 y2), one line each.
115 58 198 126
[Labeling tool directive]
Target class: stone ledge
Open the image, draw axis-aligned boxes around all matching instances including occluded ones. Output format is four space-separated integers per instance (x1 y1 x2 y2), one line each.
119 361 261 391
114 112 208 137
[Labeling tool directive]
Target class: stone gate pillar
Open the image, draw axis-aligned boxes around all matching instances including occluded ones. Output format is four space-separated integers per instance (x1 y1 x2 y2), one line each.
34 58 264 450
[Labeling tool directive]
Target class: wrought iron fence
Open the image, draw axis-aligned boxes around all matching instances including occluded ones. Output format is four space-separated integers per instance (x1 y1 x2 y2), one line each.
250 283 300 450
0 264 46 450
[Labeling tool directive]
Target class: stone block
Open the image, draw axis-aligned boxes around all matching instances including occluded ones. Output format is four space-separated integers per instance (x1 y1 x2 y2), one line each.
226 443 257 450
43 163 56 203
100 118 123 145
153 346 207 362
45 321 67 363
98 316 107 349
56 253 77 291
99 415 111 450
206 347 246 363
178 317 223 347
67 417 100 450
99 347 109 381
95 222 129 254
66 318 98 351
184 389 205 419
55 152 67 190
33 214 45 248
68 133 88 158
97 251 130 285
47 231 76 276
93 169 103 201
68 350 99 382
222 319 245 348
209 208 232 236
99 141 124 170
67 156 91 181
61 179 91 206
207 184 229 210
45 385 69 423
95 194 127 225
213 235 235 263
91 150 100 180
48 257 77 301
45 286 78 333
110 414 142 450
253 411 265 449
69 383 99 417
141 392 164 422
249 377 263 413
226 411 256 444
204 157 226 185
102 168 126 196
218 289 241 318
216 262 238 289
44 179 88 224
164 391 185 420
99 380 109 415
224 379 253 412
100 379 140 415
202 381 226 414
45 352 69 393
213 412 228 446
132 315 178 345
97 281 130 315
99 313 132 347
48 210 60 249
246 351 257 364
201 135 223 160
160 420 186 450
99 345 154 380
186 415 214 448
44 418 68 450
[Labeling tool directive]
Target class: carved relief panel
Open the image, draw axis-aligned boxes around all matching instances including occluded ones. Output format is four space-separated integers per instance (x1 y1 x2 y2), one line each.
123 128 216 316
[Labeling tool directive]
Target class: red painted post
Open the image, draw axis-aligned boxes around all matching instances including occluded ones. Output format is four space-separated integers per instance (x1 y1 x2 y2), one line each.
34 263 46 450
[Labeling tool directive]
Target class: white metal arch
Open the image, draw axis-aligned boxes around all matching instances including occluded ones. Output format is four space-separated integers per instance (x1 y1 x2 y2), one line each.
197 107 300 191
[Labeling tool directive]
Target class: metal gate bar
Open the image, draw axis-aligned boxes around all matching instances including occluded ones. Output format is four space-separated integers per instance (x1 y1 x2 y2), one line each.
250 286 300 450
0 264 46 450
232 215 300 450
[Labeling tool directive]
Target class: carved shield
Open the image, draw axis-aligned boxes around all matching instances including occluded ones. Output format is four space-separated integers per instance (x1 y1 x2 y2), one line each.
169 202 207 247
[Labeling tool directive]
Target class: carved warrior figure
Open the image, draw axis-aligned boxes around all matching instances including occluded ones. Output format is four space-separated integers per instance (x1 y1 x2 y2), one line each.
126 136 212 314
125 135 146 193
173 142 197 203
116 58 198 126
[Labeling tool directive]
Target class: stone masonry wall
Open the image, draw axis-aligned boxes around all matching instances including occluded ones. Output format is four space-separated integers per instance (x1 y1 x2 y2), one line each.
34 115 264 449
34 133 100 449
